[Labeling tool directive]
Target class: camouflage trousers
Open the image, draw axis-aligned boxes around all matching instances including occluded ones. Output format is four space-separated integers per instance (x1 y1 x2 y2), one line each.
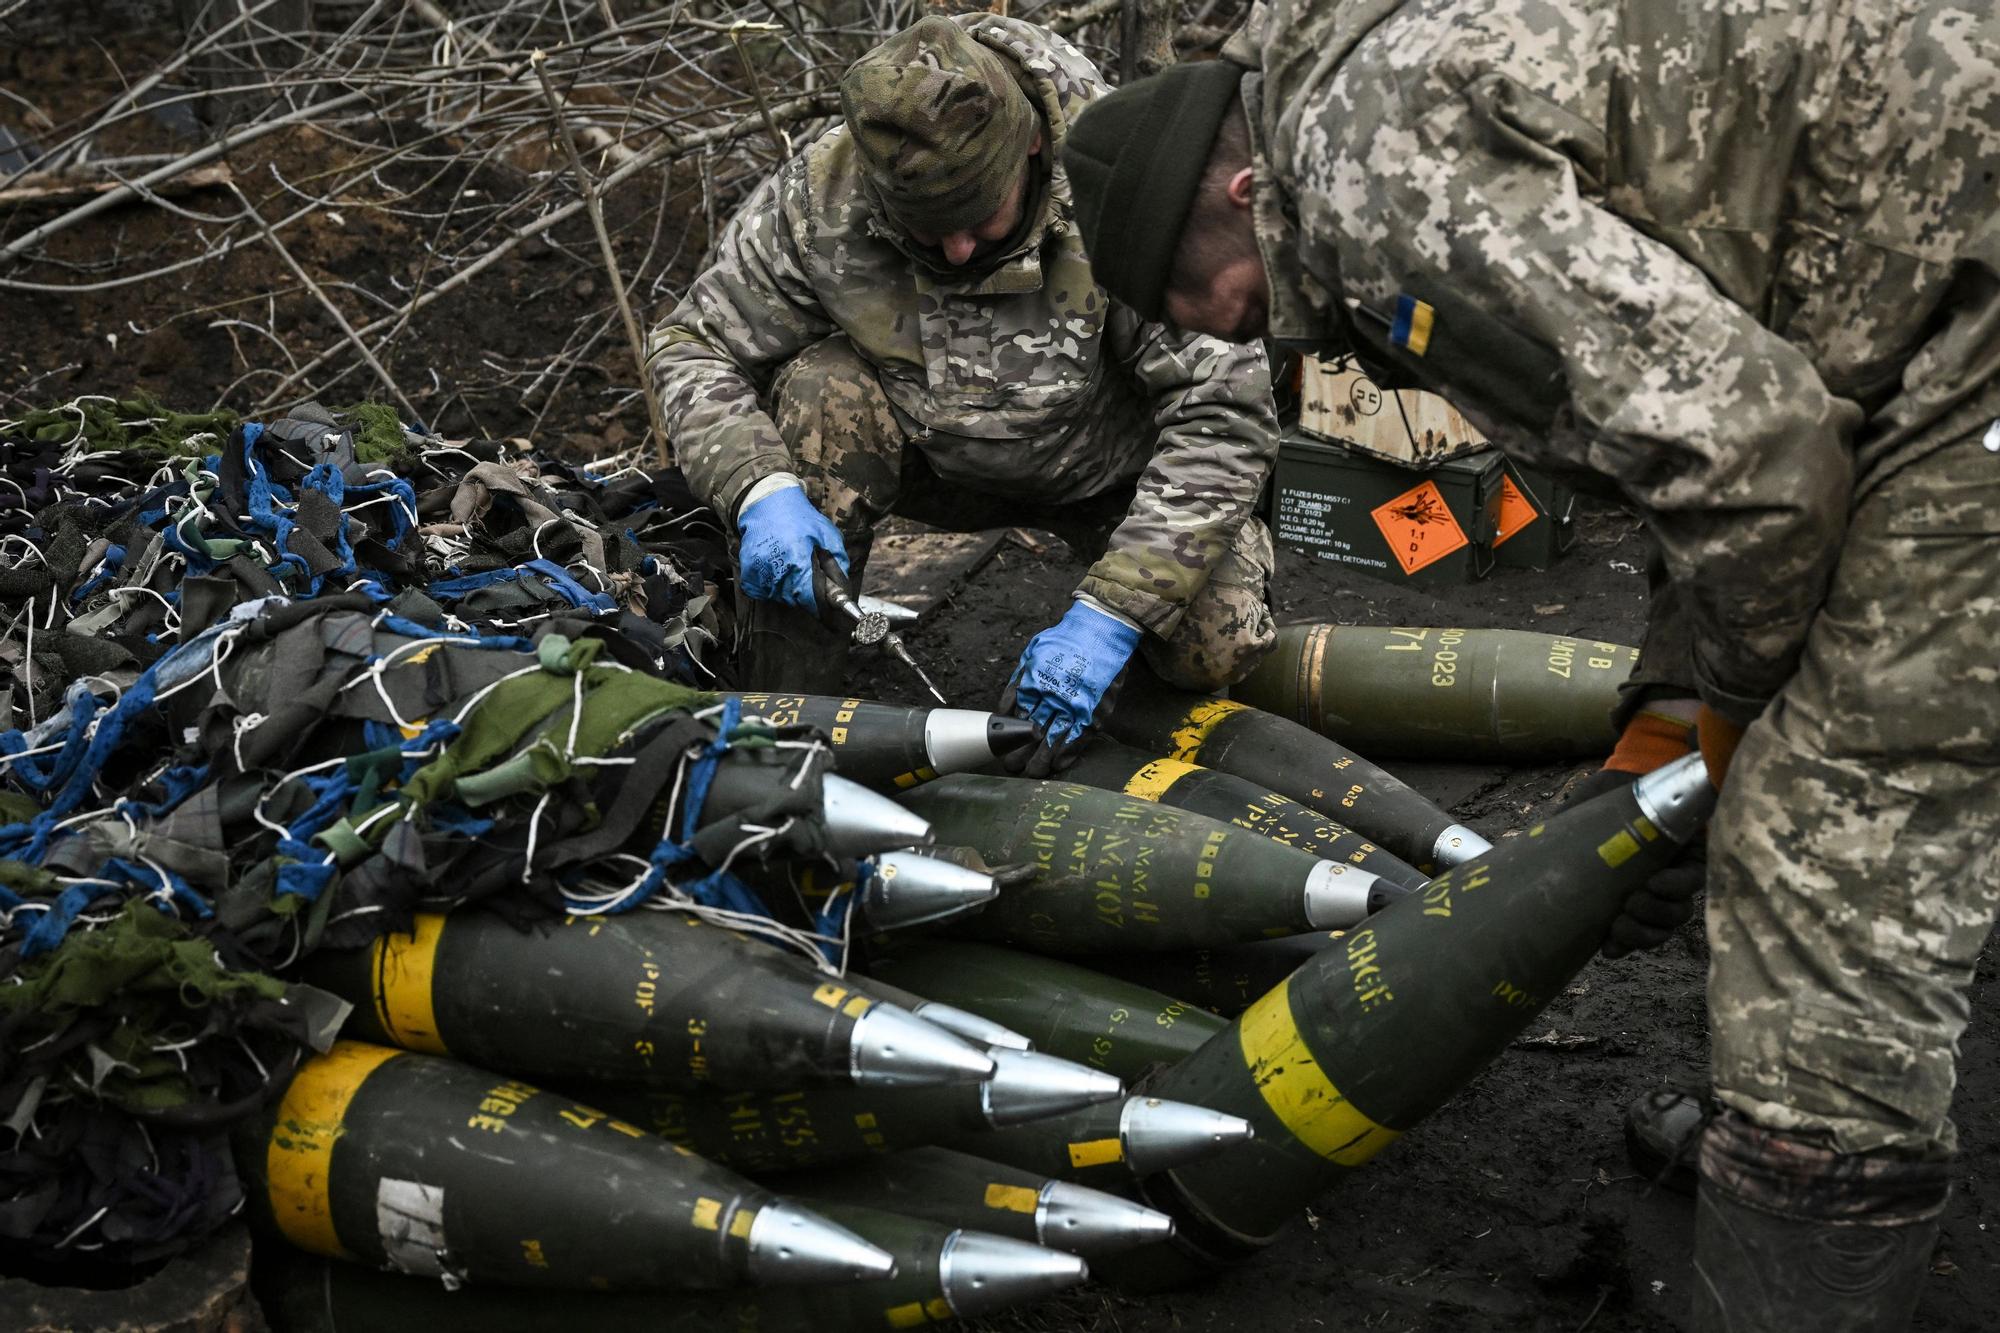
771 336 1276 692
1708 420 2000 1157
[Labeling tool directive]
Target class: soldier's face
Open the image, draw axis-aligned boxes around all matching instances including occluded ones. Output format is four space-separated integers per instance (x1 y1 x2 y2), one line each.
1163 166 1268 342
1165 252 1270 343
905 137 1040 267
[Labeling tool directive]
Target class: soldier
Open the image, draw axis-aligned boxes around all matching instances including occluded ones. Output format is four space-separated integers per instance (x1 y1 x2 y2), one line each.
647 16 1280 769
1060 1 2000 1327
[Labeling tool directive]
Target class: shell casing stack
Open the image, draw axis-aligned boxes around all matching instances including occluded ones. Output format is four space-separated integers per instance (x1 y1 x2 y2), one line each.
1103 688 1490 872
866 941 1229 1081
236 1041 894 1290
1061 739 1430 892
1128 757 1715 1263
899 775 1385 953
1233 624 1640 762
303 910 995 1091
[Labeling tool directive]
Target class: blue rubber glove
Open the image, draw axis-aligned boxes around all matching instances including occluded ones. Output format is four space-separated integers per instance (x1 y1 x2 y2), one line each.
1002 600 1143 759
737 486 848 614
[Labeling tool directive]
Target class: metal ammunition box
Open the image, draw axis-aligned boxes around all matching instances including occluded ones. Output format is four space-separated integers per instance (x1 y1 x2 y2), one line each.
1492 459 1578 569
1270 433 1503 586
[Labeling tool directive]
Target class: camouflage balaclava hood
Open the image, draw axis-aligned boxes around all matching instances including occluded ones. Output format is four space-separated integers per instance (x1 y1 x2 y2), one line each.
1062 60 1244 320
840 16 1039 235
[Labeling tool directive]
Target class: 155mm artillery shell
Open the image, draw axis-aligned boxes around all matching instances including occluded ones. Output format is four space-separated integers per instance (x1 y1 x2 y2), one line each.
1062 740 1429 892
304 911 993 1091
1105 689 1488 871
259 1201 1083 1332
900 776 1385 952
781 1147 1175 1257
236 1041 892 1290
1234 624 1639 762
733 694 1037 790
867 942 1227 1080
1139 755 1715 1260
584 1047 1123 1174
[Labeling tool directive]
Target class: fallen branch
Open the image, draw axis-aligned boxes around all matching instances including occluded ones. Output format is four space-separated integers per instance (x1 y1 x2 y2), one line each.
0 163 234 209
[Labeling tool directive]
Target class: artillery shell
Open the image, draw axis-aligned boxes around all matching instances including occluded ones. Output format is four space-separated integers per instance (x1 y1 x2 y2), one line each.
1138 755 1715 1261
782 1147 1175 1257
732 693 1038 790
867 941 1228 1080
1234 624 1639 761
1105 686 1489 871
1062 739 1429 892
899 775 1384 952
235 1041 891 1290
1086 934 1345 1019
583 1047 1122 1174
304 911 992 1091
258 1200 1083 1331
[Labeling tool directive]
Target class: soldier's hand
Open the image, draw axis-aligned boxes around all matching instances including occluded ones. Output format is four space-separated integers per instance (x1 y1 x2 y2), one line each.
998 600 1142 777
737 485 848 613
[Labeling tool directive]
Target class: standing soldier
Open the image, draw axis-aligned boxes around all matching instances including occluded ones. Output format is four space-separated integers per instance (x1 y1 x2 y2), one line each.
1060 0 2000 1327
647 15 1280 768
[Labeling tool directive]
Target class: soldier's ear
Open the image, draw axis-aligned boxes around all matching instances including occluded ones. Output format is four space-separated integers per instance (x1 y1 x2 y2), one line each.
1226 166 1254 209
1029 130 1044 157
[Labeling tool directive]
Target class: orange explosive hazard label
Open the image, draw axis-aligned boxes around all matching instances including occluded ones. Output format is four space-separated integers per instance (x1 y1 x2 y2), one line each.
1370 481 1468 575
1494 474 1540 548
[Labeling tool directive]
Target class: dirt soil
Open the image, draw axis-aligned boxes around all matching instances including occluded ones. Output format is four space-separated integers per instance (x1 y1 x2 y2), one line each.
853 506 2000 1333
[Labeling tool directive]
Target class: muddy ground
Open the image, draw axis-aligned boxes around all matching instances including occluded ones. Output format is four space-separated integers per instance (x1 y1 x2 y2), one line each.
6 15 1997 1333
854 508 2000 1333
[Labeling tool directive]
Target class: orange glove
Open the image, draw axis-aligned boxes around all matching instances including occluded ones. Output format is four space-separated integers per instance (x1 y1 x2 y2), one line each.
1696 705 1745 789
1602 708 1699 775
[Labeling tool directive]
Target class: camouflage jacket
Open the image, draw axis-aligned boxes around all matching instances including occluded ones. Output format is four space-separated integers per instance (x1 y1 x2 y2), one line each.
1225 0 2000 722
649 15 1279 636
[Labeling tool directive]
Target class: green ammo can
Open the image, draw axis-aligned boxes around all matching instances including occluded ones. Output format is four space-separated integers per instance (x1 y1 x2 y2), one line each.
1270 433 1504 586
1492 459 1579 569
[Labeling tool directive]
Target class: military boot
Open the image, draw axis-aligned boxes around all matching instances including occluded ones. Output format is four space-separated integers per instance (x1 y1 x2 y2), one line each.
1624 1087 1710 1196
1692 1111 1948 1333
739 596 852 694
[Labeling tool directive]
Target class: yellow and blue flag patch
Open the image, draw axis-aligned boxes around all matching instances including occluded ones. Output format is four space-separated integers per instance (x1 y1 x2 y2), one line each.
1388 293 1434 357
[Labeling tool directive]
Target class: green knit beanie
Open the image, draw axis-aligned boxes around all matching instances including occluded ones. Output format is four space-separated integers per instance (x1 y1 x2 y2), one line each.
840 17 1040 235
1062 60 1245 320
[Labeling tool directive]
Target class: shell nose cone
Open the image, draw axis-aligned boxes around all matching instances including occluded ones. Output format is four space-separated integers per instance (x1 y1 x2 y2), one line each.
821 775 934 857
849 1002 996 1088
861 851 1000 930
939 1231 1089 1316
1302 861 1384 929
1035 1181 1177 1255
1118 1097 1255 1174
1632 751 1718 844
986 713 1042 750
745 1200 899 1284
911 1000 1034 1052
922 709 1041 774
1430 822 1492 867
981 1049 1126 1127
